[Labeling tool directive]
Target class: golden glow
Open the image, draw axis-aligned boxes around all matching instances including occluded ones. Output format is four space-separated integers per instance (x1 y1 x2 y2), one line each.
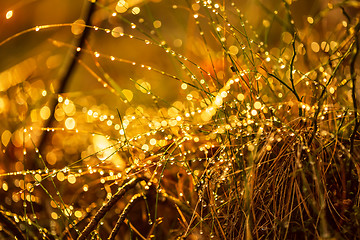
0 2 354 237
93 135 125 168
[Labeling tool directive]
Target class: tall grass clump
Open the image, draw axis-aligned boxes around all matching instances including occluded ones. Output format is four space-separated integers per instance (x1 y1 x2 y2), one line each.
0 0 360 239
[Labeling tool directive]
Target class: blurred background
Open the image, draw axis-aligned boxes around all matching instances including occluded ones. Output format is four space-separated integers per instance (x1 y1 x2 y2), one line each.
1 0 355 153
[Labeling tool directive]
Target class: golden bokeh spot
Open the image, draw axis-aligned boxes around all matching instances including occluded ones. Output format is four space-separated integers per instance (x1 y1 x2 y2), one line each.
174 39 183 47
34 174 42 182
282 32 292 44
168 107 179 117
307 16 314 24
248 144 255 152
75 211 82 218
311 42 320 52
136 79 151 93
237 93 245 101
6 10 13 19
5 10 14 19
57 172 65 182
153 20 162 28
46 55 62 69
263 19 270 28
122 89 133 102
71 19 85 35
68 174 76 184
132 7 140 15
254 101 262 110
192 3 200 11
329 87 335 94
65 117 76 130
40 106 51 120
51 212 58 220
63 101 76 116
46 151 57 165
116 0 129 13
150 138 157 145
229 45 239 55
111 26 124 38
2 182 8 191
142 144 149 151
1 130 12 147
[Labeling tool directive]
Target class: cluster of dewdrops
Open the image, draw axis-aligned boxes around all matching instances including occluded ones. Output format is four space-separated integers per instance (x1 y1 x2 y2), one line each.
0 0 354 238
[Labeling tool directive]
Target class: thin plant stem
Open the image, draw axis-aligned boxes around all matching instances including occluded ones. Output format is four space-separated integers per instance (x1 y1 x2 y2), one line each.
108 193 144 240
77 177 143 240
